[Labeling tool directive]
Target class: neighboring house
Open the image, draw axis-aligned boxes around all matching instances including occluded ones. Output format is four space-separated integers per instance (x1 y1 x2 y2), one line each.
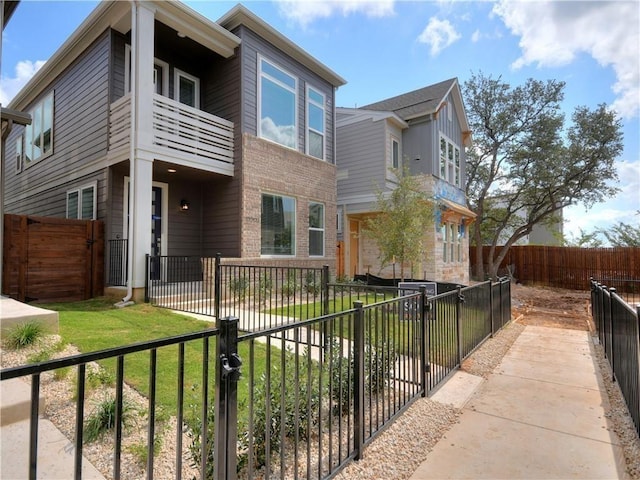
3 1 345 301
485 194 564 246
336 78 475 284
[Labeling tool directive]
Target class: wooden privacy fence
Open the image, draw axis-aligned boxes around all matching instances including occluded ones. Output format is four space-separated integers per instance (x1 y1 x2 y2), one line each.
470 245 640 290
3 214 104 302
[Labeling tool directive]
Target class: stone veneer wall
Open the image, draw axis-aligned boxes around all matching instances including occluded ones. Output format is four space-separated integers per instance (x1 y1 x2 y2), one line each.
239 134 337 271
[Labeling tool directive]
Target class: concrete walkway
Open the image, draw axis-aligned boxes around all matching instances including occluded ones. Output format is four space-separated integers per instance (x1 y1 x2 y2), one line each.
410 325 629 480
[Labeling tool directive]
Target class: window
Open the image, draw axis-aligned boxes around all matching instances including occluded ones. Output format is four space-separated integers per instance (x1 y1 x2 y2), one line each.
259 57 297 149
391 137 400 169
261 193 296 256
306 86 325 159
442 223 449 262
336 206 343 234
125 45 170 97
15 134 23 173
174 69 200 108
309 202 325 256
24 92 54 167
67 184 96 220
439 134 461 187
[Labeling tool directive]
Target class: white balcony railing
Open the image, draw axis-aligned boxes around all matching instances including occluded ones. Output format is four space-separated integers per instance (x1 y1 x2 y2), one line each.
109 93 234 170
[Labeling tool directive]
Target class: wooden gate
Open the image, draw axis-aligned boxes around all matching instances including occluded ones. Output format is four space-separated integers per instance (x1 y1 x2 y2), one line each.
3 214 104 302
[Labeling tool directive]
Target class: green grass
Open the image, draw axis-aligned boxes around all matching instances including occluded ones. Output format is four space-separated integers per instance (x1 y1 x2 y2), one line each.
4 321 44 349
38 298 268 420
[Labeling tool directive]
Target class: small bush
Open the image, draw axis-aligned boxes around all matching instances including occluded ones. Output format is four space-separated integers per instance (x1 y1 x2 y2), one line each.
84 395 135 443
229 276 249 302
4 322 43 350
304 271 321 295
185 387 216 480
53 367 71 381
26 340 66 364
365 340 398 394
127 437 162 466
258 272 273 298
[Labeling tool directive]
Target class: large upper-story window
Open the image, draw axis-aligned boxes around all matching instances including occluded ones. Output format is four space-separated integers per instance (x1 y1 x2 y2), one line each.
309 202 325 256
439 134 461 187
306 86 325 159
261 193 296 256
67 183 96 220
24 92 54 168
259 57 297 149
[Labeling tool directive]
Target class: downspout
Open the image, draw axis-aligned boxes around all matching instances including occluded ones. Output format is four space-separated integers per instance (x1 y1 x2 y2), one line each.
121 0 137 304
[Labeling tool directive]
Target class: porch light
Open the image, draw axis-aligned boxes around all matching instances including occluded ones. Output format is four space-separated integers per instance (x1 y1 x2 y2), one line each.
180 199 190 211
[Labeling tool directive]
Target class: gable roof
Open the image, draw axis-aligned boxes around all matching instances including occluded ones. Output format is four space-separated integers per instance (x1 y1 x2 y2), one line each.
360 78 472 146
362 78 456 119
218 4 346 87
336 107 408 129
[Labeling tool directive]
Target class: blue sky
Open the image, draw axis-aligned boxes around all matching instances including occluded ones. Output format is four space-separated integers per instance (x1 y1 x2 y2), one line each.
2 0 639 243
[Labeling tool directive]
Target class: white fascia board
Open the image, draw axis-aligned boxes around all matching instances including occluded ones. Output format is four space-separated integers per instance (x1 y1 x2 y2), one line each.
218 4 346 87
336 108 407 129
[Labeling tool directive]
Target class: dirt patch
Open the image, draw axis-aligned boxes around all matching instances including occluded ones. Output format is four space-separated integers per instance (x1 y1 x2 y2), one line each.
511 284 592 331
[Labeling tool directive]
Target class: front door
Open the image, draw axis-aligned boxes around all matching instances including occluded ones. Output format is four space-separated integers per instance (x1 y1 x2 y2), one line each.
349 219 360 277
150 186 162 280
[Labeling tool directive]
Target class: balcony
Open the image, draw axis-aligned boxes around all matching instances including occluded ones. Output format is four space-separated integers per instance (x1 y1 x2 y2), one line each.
108 93 234 175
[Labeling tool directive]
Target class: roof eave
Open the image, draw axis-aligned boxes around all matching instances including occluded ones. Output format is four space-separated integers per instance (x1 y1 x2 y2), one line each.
218 4 346 87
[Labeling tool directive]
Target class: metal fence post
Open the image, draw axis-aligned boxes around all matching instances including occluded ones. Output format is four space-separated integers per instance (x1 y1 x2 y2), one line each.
215 316 241 480
214 253 222 320
609 288 616 381
489 280 495 337
419 286 429 397
353 301 365 460
322 265 330 355
144 254 150 303
456 286 464 366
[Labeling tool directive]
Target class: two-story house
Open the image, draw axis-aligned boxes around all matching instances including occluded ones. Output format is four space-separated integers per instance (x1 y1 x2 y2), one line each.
3 1 345 301
336 78 475 284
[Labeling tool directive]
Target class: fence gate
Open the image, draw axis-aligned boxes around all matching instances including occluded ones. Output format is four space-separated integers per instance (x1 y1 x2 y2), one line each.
2 214 104 302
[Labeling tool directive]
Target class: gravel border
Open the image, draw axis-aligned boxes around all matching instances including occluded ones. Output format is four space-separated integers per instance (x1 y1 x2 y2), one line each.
3 315 639 480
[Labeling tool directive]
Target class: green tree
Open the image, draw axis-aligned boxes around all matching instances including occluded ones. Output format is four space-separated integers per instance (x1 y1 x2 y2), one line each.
464 72 623 279
598 215 640 247
563 228 604 248
362 167 434 280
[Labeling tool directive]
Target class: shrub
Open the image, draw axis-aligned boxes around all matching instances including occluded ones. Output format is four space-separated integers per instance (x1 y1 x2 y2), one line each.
365 340 398 394
229 276 249 302
84 395 135 443
4 322 43 350
258 272 273 298
304 271 321 296
328 337 352 416
239 348 321 471
127 437 162 467
184 387 216 479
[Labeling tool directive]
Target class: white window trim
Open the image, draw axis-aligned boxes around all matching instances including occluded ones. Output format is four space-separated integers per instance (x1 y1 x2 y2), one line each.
123 177 169 256
174 68 200 109
15 134 23 173
66 182 97 220
258 55 298 150
125 45 170 97
309 201 325 257
390 136 400 170
336 206 343 234
439 133 461 187
24 91 54 168
260 192 297 258
306 85 325 160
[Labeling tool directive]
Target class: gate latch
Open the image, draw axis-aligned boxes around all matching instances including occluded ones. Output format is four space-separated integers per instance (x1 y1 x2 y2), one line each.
220 353 242 382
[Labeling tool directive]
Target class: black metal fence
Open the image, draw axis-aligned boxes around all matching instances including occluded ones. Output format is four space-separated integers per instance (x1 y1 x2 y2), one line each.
590 279 640 437
2 266 512 480
107 239 128 286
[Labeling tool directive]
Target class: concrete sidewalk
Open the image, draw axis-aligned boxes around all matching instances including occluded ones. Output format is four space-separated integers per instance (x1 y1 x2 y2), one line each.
411 325 629 480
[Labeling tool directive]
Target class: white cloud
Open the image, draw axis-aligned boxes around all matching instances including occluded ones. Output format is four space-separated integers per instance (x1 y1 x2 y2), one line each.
261 117 297 149
417 17 461 56
564 159 640 241
493 0 640 119
276 0 395 27
0 59 46 106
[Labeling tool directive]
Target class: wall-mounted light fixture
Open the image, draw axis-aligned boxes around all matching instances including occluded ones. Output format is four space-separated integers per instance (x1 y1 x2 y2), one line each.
180 199 190 211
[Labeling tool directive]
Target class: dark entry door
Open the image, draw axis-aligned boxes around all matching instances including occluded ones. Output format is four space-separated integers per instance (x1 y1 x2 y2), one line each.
150 186 162 280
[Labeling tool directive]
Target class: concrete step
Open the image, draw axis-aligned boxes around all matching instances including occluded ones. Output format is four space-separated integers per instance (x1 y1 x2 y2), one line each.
1 377 46 426
0 296 59 335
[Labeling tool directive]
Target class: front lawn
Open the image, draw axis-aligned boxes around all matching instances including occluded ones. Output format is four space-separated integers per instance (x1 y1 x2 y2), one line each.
38 298 263 418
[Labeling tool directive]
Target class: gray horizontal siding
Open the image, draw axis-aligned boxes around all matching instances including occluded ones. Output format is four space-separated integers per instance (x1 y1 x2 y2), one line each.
4 29 111 218
236 25 336 165
337 118 386 200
